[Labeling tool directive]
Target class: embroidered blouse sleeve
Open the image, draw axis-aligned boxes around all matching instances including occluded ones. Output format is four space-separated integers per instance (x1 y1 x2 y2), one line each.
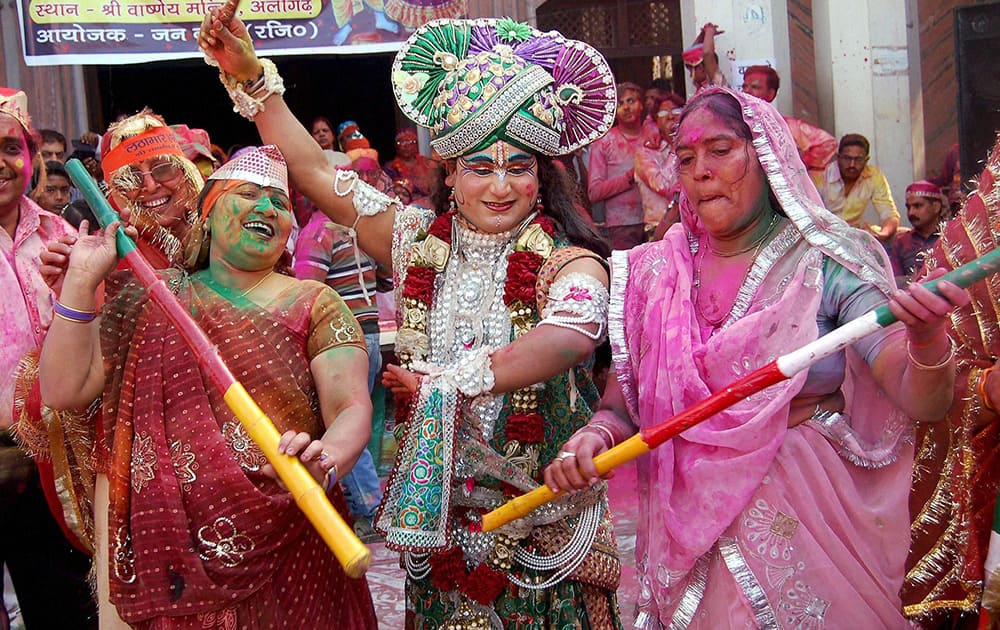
307 287 368 360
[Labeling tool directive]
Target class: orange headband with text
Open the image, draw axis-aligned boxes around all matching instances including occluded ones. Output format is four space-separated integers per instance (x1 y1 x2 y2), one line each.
102 127 185 178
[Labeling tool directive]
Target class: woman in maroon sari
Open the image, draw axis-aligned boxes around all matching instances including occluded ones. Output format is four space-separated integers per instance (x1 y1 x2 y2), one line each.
37 146 377 629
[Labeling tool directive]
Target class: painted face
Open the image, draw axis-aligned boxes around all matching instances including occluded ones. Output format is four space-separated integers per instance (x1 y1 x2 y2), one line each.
37 173 72 213
905 194 944 233
675 106 768 238
837 146 868 181
40 140 66 163
208 182 293 272
447 140 539 234
0 113 30 214
396 134 418 159
311 121 334 150
113 156 194 233
655 101 683 143
616 89 644 126
741 72 776 102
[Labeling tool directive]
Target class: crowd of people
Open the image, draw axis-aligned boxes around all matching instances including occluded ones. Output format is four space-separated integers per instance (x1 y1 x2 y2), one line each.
0 10 993 630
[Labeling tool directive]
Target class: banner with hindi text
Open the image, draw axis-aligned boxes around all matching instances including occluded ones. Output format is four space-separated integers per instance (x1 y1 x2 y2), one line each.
16 0 467 66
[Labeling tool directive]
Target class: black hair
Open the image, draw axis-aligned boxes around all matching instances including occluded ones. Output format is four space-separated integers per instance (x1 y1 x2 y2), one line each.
39 128 67 148
43 160 69 180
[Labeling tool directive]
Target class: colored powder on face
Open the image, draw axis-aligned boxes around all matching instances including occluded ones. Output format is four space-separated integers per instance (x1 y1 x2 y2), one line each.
16 134 31 192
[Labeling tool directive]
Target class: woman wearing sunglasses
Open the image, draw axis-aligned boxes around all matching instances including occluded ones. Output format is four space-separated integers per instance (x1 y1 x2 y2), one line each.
99 111 205 268
22 110 208 629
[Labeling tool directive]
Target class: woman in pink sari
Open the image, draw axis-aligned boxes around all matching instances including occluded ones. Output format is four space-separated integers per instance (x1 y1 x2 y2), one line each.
546 88 969 628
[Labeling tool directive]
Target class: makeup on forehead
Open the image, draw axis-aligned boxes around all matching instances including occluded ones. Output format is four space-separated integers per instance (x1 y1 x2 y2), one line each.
461 151 535 165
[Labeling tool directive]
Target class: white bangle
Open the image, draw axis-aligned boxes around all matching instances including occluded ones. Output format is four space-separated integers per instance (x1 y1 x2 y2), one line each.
220 58 285 121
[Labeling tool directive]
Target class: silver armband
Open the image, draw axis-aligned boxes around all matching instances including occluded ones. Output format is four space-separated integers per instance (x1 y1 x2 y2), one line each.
537 272 609 341
333 170 403 217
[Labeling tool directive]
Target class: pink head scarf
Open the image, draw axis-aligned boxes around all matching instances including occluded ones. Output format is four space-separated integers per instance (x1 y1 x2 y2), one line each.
677 88 893 296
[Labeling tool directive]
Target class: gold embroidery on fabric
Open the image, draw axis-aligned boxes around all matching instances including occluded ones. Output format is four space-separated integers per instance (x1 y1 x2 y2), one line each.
130 431 156 494
197 516 255 567
770 512 799 539
169 440 199 491
223 420 266 471
327 310 360 344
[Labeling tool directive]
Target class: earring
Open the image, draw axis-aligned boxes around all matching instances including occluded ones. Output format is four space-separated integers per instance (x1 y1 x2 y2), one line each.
534 194 544 214
449 187 457 213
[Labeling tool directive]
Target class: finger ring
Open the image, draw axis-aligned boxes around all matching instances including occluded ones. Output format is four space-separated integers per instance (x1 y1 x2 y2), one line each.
557 451 576 461
323 463 339 492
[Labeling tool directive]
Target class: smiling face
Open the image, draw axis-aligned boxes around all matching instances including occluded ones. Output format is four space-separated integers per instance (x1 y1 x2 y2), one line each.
0 113 30 218
675 105 768 238
445 140 539 234
113 156 196 234
208 182 293 272
311 120 334 150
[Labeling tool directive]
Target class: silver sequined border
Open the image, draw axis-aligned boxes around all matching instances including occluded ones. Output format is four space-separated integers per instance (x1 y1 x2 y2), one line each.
718 537 779 629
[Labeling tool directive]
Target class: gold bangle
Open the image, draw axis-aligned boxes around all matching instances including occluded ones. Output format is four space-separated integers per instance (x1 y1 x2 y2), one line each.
54 311 95 324
907 337 956 370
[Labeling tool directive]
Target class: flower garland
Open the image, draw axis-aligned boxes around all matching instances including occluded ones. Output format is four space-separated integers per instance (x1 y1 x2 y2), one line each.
396 209 557 610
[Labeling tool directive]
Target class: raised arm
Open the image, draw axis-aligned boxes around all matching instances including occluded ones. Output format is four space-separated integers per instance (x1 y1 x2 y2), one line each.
198 11 397 268
39 222 129 411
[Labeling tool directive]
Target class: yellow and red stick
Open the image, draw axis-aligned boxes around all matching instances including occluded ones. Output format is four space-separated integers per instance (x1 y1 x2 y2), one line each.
482 248 1000 532
66 158 371 578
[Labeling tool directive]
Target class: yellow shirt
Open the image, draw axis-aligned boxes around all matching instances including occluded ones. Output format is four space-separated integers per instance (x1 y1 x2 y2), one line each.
813 162 899 227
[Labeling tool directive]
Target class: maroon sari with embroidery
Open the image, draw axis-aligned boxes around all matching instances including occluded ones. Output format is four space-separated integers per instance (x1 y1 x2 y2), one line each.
98 270 376 629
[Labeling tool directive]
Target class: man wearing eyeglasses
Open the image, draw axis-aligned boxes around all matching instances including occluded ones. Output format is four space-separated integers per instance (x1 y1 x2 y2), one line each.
813 133 900 243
